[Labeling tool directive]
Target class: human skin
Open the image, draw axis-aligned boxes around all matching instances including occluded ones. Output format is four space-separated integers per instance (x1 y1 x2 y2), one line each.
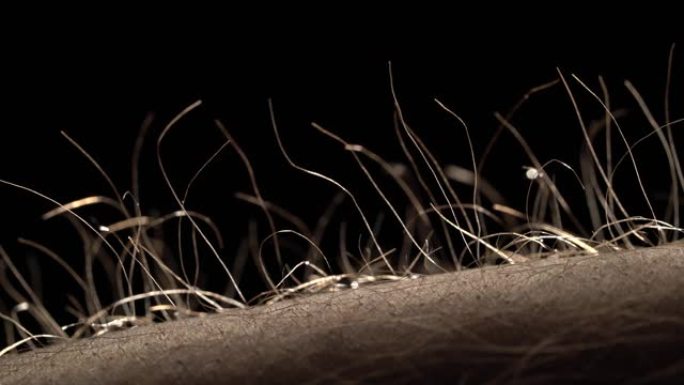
1 244 683 384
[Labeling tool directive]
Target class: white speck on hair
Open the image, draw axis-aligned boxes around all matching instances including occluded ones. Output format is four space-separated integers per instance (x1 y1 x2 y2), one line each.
525 167 542 180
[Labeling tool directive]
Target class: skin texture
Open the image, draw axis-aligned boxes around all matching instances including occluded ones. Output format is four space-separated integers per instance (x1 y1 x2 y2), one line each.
1 244 683 384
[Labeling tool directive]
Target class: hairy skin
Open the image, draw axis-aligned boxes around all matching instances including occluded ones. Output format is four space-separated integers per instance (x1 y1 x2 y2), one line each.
1 245 683 384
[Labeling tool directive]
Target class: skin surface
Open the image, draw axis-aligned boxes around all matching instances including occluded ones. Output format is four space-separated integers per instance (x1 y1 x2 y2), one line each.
1 244 683 384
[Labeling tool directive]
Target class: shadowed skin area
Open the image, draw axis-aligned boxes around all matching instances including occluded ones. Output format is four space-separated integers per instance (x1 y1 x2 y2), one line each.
1 244 683 384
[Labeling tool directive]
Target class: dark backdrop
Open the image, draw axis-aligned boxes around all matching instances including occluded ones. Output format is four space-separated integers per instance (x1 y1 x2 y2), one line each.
0 33 680 314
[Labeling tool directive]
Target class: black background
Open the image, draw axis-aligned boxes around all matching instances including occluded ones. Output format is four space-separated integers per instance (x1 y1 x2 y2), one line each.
0 26 680 312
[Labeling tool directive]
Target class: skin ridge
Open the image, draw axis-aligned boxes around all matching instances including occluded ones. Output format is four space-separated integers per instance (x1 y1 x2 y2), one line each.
1 245 683 385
